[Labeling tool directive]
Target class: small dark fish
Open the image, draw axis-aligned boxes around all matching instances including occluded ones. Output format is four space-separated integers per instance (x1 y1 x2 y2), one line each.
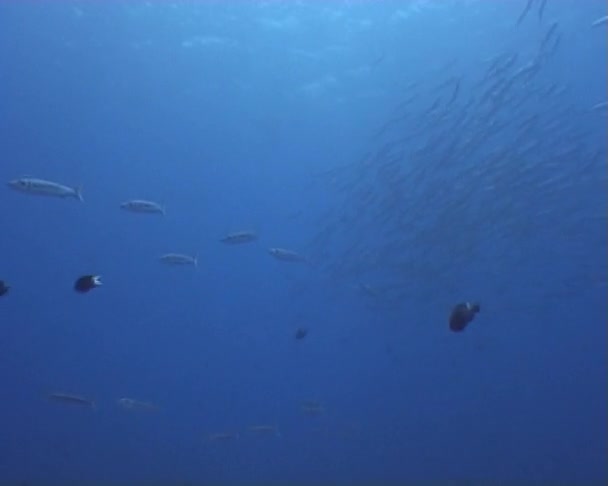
517 0 535 25
370 53 385 68
445 78 461 107
220 230 258 245
48 392 95 408
449 302 480 332
538 0 548 21
0 280 9 297
540 21 559 50
295 328 308 340
74 275 102 293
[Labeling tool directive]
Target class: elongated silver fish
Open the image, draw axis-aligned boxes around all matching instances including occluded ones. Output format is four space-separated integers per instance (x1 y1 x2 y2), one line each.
220 230 258 245
159 253 198 266
120 199 165 215
301 400 324 415
248 425 281 437
117 397 159 411
591 101 608 111
207 432 239 441
268 247 307 262
48 392 95 408
591 15 608 27
8 177 83 201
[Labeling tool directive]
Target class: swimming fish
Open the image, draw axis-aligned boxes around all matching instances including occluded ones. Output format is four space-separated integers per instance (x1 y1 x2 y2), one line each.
117 397 159 411
159 253 198 266
220 230 258 245
120 199 165 215
0 280 9 297
516 0 535 25
8 177 83 201
591 15 608 27
268 248 307 262
74 275 102 293
591 101 608 111
449 302 480 332
537 0 548 21
48 392 95 408
207 432 239 441
301 400 324 416
295 328 308 340
357 283 380 297
248 425 281 437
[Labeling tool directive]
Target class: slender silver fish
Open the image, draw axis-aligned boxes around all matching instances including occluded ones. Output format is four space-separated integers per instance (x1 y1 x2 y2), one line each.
591 15 608 27
268 248 307 262
117 397 159 411
120 199 165 215
248 425 281 437
48 392 95 408
8 177 83 201
159 253 198 266
301 400 324 416
220 230 258 245
207 432 239 441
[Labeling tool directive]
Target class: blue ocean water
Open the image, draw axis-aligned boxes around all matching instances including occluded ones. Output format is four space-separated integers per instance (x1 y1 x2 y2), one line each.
0 0 606 484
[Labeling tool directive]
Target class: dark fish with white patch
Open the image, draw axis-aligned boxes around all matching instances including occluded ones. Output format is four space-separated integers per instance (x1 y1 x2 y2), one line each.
449 302 480 332
74 275 102 293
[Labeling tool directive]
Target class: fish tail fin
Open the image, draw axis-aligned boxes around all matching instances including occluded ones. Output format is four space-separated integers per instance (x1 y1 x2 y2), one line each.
75 186 84 202
194 253 199 267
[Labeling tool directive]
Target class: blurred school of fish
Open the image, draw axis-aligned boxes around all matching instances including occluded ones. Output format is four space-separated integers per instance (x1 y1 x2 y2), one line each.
305 8 607 313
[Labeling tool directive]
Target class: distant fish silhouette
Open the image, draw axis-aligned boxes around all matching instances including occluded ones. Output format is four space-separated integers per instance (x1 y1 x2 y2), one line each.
48 392 95 408
517 0 535 25
449 302 480 332
0 280 9 297
220 230 258 245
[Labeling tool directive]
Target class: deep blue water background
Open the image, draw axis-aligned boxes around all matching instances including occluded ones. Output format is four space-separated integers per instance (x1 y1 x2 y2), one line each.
0 1 606 484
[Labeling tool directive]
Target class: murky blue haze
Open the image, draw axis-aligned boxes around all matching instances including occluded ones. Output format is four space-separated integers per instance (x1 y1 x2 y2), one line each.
0 0 606 484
